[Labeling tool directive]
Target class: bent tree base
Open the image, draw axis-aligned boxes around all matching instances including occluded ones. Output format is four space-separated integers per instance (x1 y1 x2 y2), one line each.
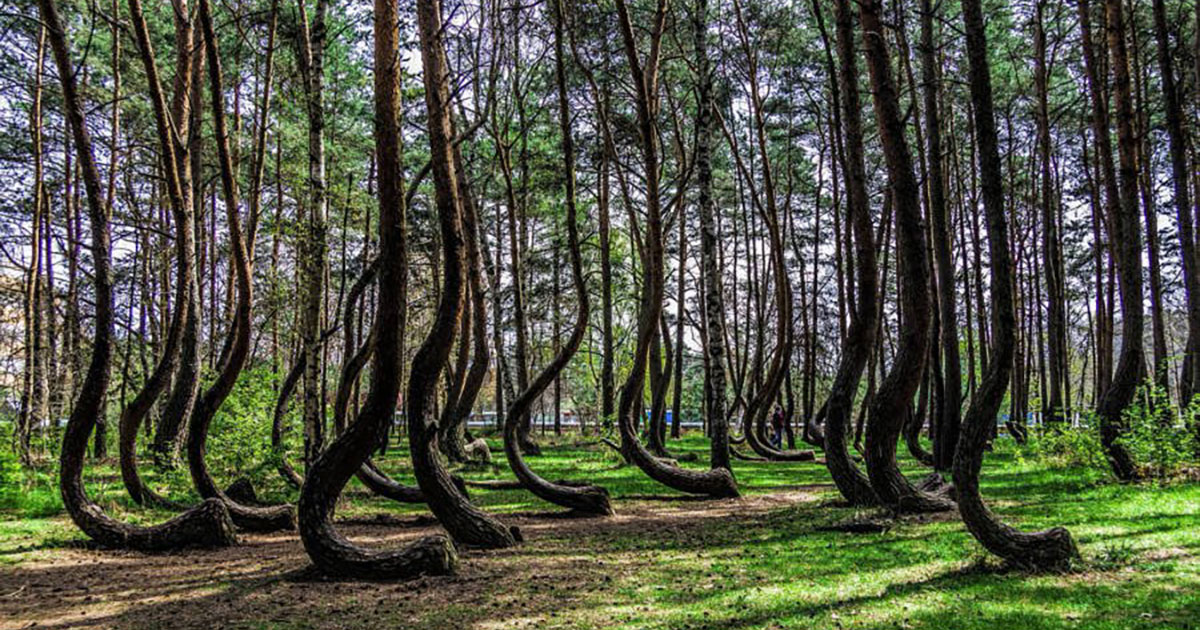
42 0 237 555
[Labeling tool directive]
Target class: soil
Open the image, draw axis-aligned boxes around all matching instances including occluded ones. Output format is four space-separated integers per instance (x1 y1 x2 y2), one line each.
0 489 824 630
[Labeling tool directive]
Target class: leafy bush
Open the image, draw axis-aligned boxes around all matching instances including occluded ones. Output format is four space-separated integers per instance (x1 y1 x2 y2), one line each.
207 365 294 497
1117 383 1199 480
1025 415 1108 470
0 425 61 518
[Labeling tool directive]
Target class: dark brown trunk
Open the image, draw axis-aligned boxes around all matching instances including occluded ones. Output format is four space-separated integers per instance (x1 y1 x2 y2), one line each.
297 0 458 578
1034 1 1068 426
920 0 960 471
187 0 296 531
613 0 737 499
1151 0 1200 403
858 0 951 514
501 0 611 515
954 0 1078 569
1094 0 1143 481
822 0 879 507
44 0 236 551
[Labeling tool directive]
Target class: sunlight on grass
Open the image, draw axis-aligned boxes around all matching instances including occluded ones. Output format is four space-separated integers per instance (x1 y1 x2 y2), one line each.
1 434 1197 629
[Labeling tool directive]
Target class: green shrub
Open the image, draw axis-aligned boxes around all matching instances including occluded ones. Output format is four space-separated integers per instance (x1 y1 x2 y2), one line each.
206 365 295 497
1117 383 1199 479
1026 415 1107 470
0 426 62 518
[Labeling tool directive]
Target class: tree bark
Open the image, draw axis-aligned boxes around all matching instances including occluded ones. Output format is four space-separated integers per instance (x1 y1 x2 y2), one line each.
500 0 612 516
43 0 236 551
1150 0 1200 404
692 0 732 471
187 0 297 531
1094 0 1143 481
858 0 951 515
613 0 738 498
296 0 329 468
298 0 458 579
822 0 880 507
919 0 960 471
954 0 1078 569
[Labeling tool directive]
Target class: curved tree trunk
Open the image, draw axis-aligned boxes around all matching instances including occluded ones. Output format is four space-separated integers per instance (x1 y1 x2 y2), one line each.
439 299 472 462
501 0 613 516
953 0 1078 570
1093 0 1142 481
407 0 517 549
187 0 296 532
45 0 236 551
325 255 429 503
297 0 460 579
823 0 879 507
332 257 381 436
613 0 739 500
729 0 812 465
272 354 306 489
119 0 197 508
152 10 204 465
858 0 953 515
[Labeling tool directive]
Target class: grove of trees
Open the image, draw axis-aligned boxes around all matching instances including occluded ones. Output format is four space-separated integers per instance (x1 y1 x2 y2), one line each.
3 0 1200 582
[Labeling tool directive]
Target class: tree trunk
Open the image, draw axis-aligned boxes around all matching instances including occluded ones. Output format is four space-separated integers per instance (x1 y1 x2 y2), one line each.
118 0 204 507
821 0 880 507
297 0 459 578
1033 1 1068 426
501 0 612 515
153 9 205 465
187 0 297 531
613 0 737 499
954 0 1078 569
1094 0 1143 481
858 0 951 515
1150 0 1200 404
692 0 732 472
919 0 960 471
296 0 329 468
43 0 236 551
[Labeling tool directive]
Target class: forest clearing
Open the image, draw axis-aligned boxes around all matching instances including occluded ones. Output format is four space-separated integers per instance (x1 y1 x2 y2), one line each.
1 0 1200 627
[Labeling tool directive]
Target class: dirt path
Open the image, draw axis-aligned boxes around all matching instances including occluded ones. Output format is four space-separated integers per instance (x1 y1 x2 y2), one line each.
0 489 826 630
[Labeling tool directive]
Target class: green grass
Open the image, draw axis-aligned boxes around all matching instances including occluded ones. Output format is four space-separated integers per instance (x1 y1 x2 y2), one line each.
1 433 1197 629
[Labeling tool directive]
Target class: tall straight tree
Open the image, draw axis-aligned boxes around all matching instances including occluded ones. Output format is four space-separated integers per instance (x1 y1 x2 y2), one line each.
296 0 329 467
1150 0 1200 405
1078 0 1117 403
919 0 959 470
692 0 731 471
1033 0 1067 426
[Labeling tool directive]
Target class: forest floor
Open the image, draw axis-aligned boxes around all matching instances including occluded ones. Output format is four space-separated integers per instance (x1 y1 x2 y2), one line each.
0 435 1197 630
